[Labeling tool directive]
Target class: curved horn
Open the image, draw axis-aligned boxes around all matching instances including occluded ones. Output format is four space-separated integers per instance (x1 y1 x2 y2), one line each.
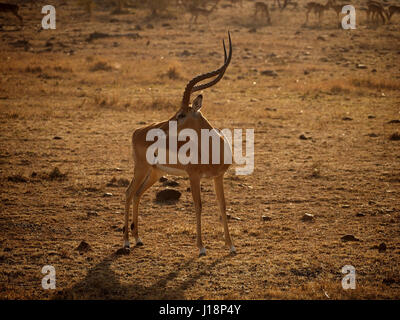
181 32 232 109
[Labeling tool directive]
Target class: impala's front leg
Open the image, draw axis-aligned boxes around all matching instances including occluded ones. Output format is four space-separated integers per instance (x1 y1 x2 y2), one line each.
189 175 205 256
214 175 236 254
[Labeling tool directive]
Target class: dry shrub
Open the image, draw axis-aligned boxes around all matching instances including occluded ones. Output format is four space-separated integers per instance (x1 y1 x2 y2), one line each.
293 74 400 96
89 61 113 72
351 77 400 91
94 93 120 108
138 97 178 111
48 167 67 181
163 65 183 80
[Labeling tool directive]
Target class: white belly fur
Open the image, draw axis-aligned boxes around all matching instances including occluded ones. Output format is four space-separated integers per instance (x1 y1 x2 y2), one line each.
156 165 187 176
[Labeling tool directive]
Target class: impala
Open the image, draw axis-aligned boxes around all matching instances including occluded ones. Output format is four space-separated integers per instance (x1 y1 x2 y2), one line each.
123 33 236 257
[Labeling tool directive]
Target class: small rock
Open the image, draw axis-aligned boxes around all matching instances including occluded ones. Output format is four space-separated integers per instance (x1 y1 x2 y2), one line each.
262 215 272 221
389 132 400 141
87 211 98 217
317 36 326 41
301 213 314 222
115 247 130 255
341 204 350 208
342 117 353 121
117 178 130 187
162 180 179 187
355 212 366 217
53 136 62 140
299 134 309 140
260 70 278 77
341 235 360 242
156 189 181 202
367 133 378 137
378 242 386 252
356 64 367 69
103 192 113 197
387 119 400 124
368 115 376 119
76 241 91 252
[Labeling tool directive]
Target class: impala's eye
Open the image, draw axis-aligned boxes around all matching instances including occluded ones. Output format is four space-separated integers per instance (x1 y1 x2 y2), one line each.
177 113 185 120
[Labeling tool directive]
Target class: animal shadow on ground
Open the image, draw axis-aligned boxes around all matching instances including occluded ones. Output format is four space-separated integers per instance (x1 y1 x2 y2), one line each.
53 251 229 299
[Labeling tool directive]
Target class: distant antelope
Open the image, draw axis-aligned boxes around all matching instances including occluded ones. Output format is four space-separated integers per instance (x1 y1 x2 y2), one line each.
328 0 344 19
0 2 23 24
280 0 298 11
366 0 386 24
254 2 271 24
387 5 400 22
305 1 331 25
187 2 218 27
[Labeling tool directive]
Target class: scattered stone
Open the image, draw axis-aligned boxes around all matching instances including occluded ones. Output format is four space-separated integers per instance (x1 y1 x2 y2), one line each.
76 241 91 252
389 132 400 141
341 235 360 242
367 133 378 137
87 32 110 42
368 115 376 119
156 189 181 203
117 178 130 187
7 174 27 183
378 242 386 252
301 213 314 222
115 247 130 255
163 180 179 187
299 134 310 140
178 50 191 57
87 211 98 217
341 204 350 208
342 117 353 121
317 36 326 41
387 119 400 124
355 212 366 217
304 70 310 75
262 215 272 221
103 192 113 197
356 64 367 69
53 136 62 140
260 70 278 77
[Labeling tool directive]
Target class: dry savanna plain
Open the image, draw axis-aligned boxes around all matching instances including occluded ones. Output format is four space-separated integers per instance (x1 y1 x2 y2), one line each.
0 0 400 300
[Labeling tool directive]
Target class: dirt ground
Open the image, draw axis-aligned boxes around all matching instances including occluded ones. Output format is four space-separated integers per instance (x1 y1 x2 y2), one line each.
0 0 400 299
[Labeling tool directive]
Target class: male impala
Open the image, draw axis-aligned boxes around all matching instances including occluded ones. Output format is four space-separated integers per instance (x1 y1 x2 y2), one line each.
123 33 235 256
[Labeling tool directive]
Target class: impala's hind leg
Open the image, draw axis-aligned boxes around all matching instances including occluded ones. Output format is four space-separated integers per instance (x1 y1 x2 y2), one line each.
130 169 162 246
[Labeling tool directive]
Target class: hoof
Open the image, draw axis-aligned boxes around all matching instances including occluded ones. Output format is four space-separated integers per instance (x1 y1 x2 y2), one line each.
135 238 143 246
199 247 206 257
123 240 130 248
230 245 236 255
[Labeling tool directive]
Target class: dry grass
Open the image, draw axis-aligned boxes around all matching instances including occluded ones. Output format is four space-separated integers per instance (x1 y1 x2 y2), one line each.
0 0 399 300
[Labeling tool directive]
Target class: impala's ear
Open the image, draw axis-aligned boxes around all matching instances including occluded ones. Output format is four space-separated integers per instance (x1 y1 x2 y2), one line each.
192 95 203 111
